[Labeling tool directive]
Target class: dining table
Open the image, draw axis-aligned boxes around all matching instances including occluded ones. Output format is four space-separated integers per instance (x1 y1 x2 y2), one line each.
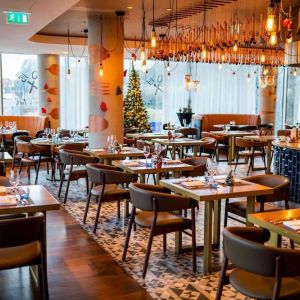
243 135 275 174
209 130 257 164
159 176 273 273
31 137 88 149
126 132 169 141
248 208 300 247
112 159 194 183
84 147 144 164
151 138 205 159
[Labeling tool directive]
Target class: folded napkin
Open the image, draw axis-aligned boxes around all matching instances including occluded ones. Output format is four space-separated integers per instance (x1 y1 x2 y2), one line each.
164 160 181 165
0 186 7 194
283 220 300 230
181 181 206 188
122 147 133 151
91 148 106 152
122 161 141 167
0 196 18 206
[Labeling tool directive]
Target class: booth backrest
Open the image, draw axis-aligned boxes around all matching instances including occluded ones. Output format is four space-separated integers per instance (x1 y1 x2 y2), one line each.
193 114 261 133
0 116 49 136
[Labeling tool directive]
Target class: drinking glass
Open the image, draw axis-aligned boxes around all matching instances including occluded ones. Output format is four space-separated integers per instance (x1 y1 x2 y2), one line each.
9 170 19 192
206 158 217 177
154 143 162 156
143 145 151 166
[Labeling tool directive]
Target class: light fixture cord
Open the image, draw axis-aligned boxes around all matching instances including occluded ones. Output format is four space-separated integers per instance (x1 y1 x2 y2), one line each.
152 0 155 31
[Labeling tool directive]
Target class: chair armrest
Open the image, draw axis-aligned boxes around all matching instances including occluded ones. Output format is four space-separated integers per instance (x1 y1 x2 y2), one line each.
226 226 270 244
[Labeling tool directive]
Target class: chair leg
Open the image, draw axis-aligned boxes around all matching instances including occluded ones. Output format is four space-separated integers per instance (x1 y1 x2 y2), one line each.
38 263 49 300
117 200 121 218
63 177 71 204
85 177 89 195
234 148 240 171
247 155 253 175
35 155 42 185
215 256 229 300
83 189 93 224
191 206 197 273
224 199 229 228
58 173 64 197
122 207 136 261
93 197 103 234
142 228 155 279
163 234 167 254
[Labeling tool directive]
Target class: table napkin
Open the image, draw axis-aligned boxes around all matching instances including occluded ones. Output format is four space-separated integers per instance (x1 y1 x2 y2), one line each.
283 220 300 230
0 196 18 206
181 181 206 188
164 160 181 165
122 161 141 167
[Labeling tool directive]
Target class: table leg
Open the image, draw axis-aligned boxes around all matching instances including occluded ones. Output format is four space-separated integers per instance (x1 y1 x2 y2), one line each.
213 200 221 246
268 231 280 247
155 173 160 184
172 146 176 159
266 143 272 174
228 136 235 164
140 174 146 183
193 145 198 157
246 195 255 226
179 146 183 159
203 201 213 273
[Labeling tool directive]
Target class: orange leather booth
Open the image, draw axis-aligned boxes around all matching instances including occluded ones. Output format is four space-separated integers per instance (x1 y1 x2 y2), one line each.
0 116 49 136
193 114 261 137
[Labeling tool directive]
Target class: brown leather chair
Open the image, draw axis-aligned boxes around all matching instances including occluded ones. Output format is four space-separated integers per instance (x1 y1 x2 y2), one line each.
234 137 267 175
16 139 53 184
224 174 290 228
184 137 217 158
174 127 197 138
83 163 136 234
202 132 228 162
122 183 197 278
277 129 291 136
180 157 208 177
4 131 29 155
12 136 33 170
0 212 49 299
216 226 300 300
58 150 97 204
123 137 136 147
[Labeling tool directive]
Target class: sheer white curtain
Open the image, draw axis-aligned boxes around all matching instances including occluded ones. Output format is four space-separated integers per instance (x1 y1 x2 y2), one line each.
60 56 88 130
163 62 259 126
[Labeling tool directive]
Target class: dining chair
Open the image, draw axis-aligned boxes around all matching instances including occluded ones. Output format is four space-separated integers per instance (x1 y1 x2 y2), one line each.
180 157 207 177
0 212 49 299
58 149 97 204
16 139 54 184
202 132 228 162
122 183 197 278
224 174 290 227
12 136 33 170
83 163 136 234
234 137 267 175
216 226 300 300
174 127 198 138
277 129 291 136
4 131 29 155
258 123 273 135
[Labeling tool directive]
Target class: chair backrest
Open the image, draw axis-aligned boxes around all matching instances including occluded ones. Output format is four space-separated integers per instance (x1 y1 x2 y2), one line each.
57 143 85 152
181 157 207 177
240 125 258 131
59 150 96 166
277 129 291 136
235 137 266 148
175 127 198 137
86 163 133 185
243 174 289 203
129 183 194 212
11 131 28 140
0 212 45 248
224 227 300 277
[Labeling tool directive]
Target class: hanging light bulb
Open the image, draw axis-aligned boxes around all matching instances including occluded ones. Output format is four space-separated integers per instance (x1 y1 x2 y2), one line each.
193 80 200 91
221 53 225 63
293 68 297 77
166 62 170 72
247 73 251 82
202 44 207 60
184 74 192 90
233 42 238 52
151 30 157 48
260 53 266 64
218 64 222 70
99 64 104 77
67 68 71 80
141 60 148 73
269 31 277 46
140 45 146 60
266 6 276 33
286 32 293 44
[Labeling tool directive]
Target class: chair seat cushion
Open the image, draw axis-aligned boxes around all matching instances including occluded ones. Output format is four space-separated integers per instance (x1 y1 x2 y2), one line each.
0 241 40 269
63 166 87 174
230 268 300 300
91 184 129 199
135 211 192 228
238 150 263 157
227 201 278 218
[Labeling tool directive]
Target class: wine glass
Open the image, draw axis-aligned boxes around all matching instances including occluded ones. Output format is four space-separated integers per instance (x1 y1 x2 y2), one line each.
9 170 19 192
143 145 151 166
154 143 162 156
206 158 217 177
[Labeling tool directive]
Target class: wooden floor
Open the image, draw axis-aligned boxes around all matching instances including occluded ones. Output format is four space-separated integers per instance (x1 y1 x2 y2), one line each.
0 208 152 300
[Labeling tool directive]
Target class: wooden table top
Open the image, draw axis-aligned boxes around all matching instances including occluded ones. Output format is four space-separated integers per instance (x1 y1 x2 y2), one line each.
84 147 144 159
0 152 13 163
112 159 194 174
243 135 275 142
210 130 257 137
213 124 250 129
126 132 169 140
272 140 300 151
159 176 273 201
248 208 300 244
152 138 204 146
31 138 88 146
0 185 60 215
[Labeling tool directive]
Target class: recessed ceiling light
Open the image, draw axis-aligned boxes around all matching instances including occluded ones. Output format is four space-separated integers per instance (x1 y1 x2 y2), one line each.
127 6 133 10
166 8 172 11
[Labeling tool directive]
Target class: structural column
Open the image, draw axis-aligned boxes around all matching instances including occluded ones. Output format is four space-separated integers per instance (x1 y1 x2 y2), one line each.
88 14 124 148
38 54 60 129
259 67 278 125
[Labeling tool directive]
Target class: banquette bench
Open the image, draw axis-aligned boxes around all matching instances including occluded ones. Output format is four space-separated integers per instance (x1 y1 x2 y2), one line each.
192 114 261 138
0 116 49 136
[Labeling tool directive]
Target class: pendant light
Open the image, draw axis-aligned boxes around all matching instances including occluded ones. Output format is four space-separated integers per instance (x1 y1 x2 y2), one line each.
266 5 276 33
67 28 71 79
151 0 157 48
99 16 104 77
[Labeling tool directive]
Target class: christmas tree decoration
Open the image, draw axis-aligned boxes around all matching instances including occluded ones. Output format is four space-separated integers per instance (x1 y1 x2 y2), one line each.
225 170 235 187
124 65 150 131
41 107 47 114
100 101 107 112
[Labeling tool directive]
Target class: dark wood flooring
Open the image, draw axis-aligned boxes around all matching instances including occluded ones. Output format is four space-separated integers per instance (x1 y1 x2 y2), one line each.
0 208 152 300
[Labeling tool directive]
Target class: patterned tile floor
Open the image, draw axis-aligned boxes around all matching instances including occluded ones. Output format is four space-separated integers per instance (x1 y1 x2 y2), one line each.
15 158 297 300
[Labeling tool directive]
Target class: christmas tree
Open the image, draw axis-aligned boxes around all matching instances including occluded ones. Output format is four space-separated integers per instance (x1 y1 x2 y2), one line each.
124 64 150 131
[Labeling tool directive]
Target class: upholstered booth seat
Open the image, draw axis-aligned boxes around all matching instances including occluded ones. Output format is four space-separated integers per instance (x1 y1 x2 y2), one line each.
0 116 49 136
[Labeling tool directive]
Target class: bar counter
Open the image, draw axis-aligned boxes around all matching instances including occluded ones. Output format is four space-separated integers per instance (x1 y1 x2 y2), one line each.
273 140 300 203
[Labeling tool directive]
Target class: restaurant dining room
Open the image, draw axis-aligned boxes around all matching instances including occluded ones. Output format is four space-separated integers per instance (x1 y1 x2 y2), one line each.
1 0 300 299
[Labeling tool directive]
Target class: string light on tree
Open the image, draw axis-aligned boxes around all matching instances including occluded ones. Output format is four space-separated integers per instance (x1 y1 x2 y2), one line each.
269 31 277 45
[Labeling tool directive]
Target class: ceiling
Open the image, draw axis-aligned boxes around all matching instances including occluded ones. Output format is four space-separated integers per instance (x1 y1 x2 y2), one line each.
0 0 299 55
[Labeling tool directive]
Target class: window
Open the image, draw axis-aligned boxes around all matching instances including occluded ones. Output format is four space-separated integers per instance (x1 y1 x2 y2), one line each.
1 54 39 115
